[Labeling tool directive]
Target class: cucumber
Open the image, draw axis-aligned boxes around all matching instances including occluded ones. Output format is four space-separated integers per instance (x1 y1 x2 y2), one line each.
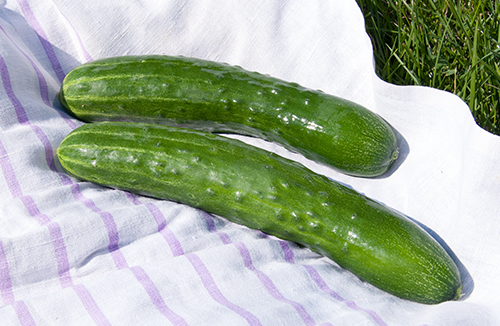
57 121 462 304
59 55 399 177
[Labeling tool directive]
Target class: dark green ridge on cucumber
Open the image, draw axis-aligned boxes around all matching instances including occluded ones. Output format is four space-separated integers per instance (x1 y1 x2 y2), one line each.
57 121 462 304
59 55 399 177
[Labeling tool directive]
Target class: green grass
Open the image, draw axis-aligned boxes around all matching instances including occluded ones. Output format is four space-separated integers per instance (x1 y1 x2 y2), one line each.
356 0 500 135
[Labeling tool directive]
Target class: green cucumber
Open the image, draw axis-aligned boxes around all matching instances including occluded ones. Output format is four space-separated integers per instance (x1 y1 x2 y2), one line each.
57 121 462 304
59 55 399 177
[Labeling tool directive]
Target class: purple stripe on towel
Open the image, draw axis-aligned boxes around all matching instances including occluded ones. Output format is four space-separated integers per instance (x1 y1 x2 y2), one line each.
0 56 29 126
303 265 388 326
147 202 185 256
0 143 73 288
202 213 316 325
16 0 66 83
186 253 262 326
73 284 112 326
130 266 189 326
279 241 388 326
279 239 295 263
0 24 49 107
126 195 257 325
70 183 128 270
0 138 23 200
0 141 71 288
125 193 185 257
0 22 127 325
18 196 72 288
53 7 93 62
0 144 16 305
0 25 51 108
0 53 56 171
119 195 189 323
1 53 128 290
12 300 37 326
0 55 73 288
0 239 15 305
0 24 77 130
233 242 316 326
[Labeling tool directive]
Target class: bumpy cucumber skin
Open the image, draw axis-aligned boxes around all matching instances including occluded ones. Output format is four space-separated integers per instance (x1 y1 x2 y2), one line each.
59 55 399 177
57 121 461 304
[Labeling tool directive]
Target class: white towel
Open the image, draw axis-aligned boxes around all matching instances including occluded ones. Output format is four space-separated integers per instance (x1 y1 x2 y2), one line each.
0 1 499 325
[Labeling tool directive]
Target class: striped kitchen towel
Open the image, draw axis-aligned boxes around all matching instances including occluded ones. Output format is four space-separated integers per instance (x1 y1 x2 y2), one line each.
0 1 499 325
